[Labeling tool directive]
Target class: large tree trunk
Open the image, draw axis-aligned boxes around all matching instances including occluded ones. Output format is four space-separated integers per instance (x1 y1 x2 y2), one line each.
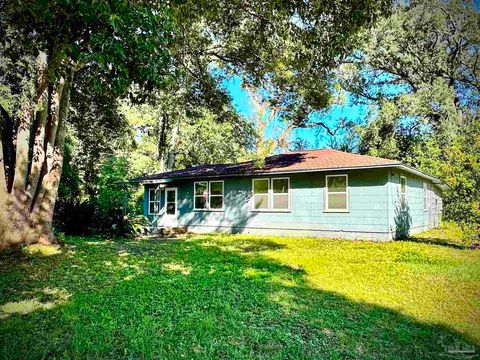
166 118 179 171
158 112 169 173
0 54 74 249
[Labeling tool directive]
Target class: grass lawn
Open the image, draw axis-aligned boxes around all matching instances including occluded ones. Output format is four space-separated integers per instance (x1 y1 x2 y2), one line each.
1 229 479 359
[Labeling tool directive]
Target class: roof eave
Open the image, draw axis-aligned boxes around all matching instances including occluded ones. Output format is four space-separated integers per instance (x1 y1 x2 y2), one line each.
133 163 402 184
393 164 446 190
134 163 446 190
130 178 174 184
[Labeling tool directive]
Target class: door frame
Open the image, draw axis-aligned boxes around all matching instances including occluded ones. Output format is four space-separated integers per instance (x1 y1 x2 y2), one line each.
164 187 178 227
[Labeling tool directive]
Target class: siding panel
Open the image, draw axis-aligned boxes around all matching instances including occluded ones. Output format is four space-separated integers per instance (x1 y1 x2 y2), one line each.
387 169 441 238
146 168 394 240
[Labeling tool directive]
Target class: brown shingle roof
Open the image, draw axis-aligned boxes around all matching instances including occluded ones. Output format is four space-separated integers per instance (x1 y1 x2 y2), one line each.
133 149 402 182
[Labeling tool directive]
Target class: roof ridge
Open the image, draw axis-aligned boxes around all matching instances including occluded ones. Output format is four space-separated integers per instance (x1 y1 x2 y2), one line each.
285 148 334 153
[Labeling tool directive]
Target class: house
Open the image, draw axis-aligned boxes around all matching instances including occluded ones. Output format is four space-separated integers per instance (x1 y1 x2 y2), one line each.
132 149 444 241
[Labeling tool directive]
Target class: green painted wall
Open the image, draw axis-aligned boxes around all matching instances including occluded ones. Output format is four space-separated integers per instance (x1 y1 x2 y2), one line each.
145 168 397 239
387 169 442 238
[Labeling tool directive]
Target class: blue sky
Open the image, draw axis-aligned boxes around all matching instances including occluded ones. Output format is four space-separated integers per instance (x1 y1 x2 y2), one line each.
223 76 370 149
223 0 480 150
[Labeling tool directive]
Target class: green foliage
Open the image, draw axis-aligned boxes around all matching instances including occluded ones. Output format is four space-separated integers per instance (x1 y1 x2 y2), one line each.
97 156 130 216
174 0 390 125
409 118 480 243
57 135 81 204
337 0 480 237
174 110 254 167
0 233 479 358
1 0 175 242
67 76 131 198
123 214 151 238
3 0 175 99
122 101 255 173
339 0 479 105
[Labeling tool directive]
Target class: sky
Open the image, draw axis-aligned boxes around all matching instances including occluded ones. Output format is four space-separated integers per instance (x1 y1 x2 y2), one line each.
223 0 480 150
223 76 371 150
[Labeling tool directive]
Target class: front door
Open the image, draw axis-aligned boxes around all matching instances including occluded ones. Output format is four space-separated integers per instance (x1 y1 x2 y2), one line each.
164 187 178 227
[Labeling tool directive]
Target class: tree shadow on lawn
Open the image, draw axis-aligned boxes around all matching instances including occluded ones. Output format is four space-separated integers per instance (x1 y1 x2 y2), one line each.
401 236 468 250
0 236 477 359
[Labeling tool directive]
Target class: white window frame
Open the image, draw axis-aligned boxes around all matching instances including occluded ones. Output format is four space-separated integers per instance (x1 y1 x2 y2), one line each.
148 187 160 215
400 175 407 204
193 180 225 211
271 177 290 212
251 177 290 212
193 181 209 211
325 174 349 213
423 181 428 211
251 178 270 211
209 180 225 211
164 187 178 216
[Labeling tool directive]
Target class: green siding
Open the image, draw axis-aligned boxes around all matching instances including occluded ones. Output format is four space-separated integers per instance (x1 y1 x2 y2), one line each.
387 169 441 238
145 168 394 239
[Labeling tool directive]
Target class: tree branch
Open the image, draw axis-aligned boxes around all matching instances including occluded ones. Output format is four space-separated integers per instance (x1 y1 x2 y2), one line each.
303 121 339 136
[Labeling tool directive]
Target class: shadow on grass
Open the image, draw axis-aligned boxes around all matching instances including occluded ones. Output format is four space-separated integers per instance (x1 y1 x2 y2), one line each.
402 236 468 250
0 235 477 359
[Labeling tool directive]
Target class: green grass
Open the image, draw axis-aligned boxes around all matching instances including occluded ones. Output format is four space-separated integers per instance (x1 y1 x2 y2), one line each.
1 229 479 359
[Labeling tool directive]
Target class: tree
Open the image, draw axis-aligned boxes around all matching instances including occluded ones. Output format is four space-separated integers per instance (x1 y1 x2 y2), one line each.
407 115 480 241
52 75 132 235
245 85 346 165
170 0 390 158
336 0 480 238
0 1 174 248
123 102 254 174
173 110 254 168
66 74 131 200
246 86 296 164
1 0 390 248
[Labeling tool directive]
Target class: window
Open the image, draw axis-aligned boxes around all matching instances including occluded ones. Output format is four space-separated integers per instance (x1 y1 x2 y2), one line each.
194 181 208 210
165 188 176 215
194 180 224 211
148 187 160 215
423 182 428 211
252 177 290 211
209 181 224 210
325 175 348 211
400 175 407 204
272 178 289 210
253 178 269 210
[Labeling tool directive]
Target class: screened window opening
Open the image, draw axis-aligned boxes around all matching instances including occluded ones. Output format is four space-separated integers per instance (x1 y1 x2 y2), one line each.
252 179 270 210
148 188 160 215
326 175 348 211
252 177 290 211
194 181 208 210
400 176 407 204
194 181 224 210
165 189 176 215
423 182 428 211
209 181 224 210
272 178 289 210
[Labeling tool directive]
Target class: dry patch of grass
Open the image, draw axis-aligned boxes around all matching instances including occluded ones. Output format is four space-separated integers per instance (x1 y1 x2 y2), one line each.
0 287 71 319
23 244 62 256
162 262 192 275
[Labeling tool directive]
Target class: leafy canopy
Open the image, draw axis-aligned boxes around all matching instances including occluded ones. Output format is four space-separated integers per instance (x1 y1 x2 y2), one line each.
336 0 480 238
3 0 175 98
